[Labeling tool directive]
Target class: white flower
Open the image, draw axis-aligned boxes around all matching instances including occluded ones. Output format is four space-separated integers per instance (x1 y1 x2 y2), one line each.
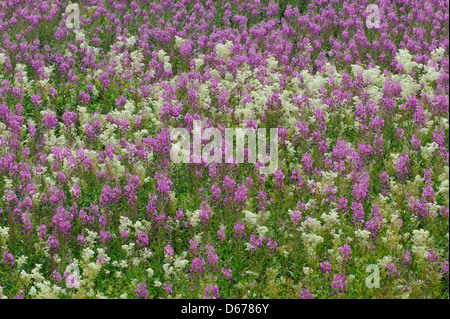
66 273 80 289
303 267 312 276
0 226 10 245
355 229 371 241
17 255 28 269
157 50 170 63
395 49 419 74
163 264 174 279
194 56 204 70
173 257 189 270
0 52 6 65
431 47 445 62
81 248 95 264
257 226 269 238
74 29 85 42
187 210 200 227
83 262 101 281
119 260 128 268
321 210 340 230
175 36 185 48
215 41 233 60
412 229 431 246
243 210 258 228
267 56 278 71
29 286 37 296
378 256 394 267
126 36 136 48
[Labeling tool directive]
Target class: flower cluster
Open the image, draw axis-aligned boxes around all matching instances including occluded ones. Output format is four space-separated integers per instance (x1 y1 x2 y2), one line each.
0 0 448 299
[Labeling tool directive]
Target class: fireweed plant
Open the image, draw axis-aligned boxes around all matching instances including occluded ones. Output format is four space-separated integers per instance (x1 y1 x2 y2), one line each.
0 0 448 299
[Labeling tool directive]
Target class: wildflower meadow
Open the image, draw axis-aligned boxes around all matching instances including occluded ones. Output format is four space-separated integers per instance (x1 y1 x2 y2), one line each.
0 0 448 300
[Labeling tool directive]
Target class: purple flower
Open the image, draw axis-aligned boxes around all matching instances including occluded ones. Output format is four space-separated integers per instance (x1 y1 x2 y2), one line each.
379 172 390 195
48 235 59 255
52 270 62 285
402 251 412 267
428 252 439 263
190 258 206 277
207 252 219 272
42 112 58 129
233 223 245 239
62 111 77 127
337 196 348 215
256 190 268 211
155 172 173 202
385 263 400 278
422 186 434 203
273 169 285 190
299 288 312 299
3 251 15 269
442 261 449 278
221 268 232 282
164 283 173 295
199 201 211 226
164 245 175 258
234 184 248 209
339 244 351 262
205 285 220 299
99 231 112 246
217 228 226 241
290 210 302 226
411 134 421 151
37 224 47 241
331 274 347 296
77 235 87 247
136 232 149 249
147 194 158 216
135 283 149 299
395 154 410 181
351 202 364 225
189 240 200 255
320 261 332 274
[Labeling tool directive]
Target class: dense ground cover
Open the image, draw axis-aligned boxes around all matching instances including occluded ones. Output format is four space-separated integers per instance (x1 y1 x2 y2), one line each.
0 0 448 299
